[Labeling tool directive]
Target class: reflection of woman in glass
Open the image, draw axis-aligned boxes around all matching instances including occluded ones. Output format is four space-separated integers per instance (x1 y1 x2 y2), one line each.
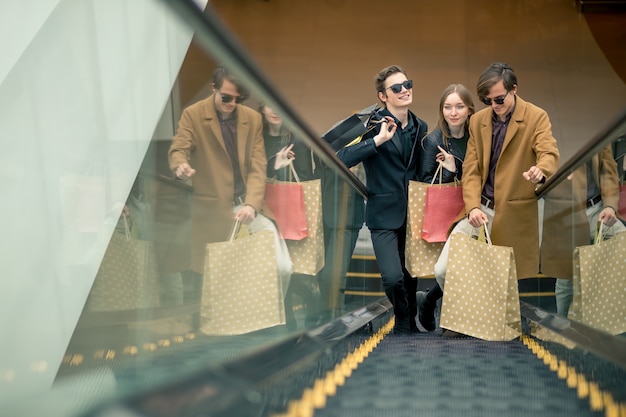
259 104 317 182
259 104 321 330
416 84 475 332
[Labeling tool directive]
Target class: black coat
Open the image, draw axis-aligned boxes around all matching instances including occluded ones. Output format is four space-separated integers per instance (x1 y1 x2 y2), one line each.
337 109 428 230
417 127 468 184
264 132 318 181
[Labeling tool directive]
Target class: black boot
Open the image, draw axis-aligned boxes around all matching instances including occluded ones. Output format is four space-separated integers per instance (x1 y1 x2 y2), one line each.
416 291 437 332
393 317 413 334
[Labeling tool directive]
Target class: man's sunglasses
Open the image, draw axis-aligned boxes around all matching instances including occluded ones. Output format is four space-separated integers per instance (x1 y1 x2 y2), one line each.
220 92 247 104
385 80 413 94
481 91 509 106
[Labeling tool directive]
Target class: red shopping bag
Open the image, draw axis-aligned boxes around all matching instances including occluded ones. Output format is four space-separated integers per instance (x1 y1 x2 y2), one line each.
265 164 308 240
421 163 464 243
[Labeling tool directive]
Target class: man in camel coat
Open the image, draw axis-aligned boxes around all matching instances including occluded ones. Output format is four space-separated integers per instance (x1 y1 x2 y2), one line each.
432 63 559 337
168 66 290 302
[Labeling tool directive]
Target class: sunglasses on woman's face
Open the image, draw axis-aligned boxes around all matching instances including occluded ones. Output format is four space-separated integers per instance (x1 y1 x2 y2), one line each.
481 91 509 106
385 80 413 94
220 92 247 104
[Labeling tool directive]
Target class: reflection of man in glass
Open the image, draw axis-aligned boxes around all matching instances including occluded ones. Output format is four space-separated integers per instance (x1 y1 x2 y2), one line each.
613 135 626 224
541 145 625 316
318 162 365 314
168 66 277 297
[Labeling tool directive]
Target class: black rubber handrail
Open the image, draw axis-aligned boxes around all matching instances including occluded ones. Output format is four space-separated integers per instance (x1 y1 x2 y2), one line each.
520 301 626 371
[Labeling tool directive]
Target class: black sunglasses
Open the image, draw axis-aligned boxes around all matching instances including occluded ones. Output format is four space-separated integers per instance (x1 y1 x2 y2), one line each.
220 92 247 104
481 91 509 106
385 80 413 94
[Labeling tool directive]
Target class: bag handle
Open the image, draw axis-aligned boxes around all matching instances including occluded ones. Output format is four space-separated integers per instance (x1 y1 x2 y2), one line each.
288 161 301 183
122 213 131 240
430 161 444 186
594 221 607 245
228 220 241 243
482 222 493 247
228 219 252 242
267 161 302 184
429 161 461 186
473 221 492 247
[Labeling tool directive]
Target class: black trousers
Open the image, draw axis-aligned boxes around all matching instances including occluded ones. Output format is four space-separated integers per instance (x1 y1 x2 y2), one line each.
370 224 417 329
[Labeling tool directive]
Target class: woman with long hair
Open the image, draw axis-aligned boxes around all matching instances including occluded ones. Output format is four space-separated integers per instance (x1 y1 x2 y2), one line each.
416 84 475 332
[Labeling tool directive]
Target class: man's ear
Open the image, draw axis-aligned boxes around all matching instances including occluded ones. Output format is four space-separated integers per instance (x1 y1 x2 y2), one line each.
378 91 387 104
211 82 216 92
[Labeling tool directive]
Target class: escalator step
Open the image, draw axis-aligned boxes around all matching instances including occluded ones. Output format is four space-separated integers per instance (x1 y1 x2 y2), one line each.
314 332 602 417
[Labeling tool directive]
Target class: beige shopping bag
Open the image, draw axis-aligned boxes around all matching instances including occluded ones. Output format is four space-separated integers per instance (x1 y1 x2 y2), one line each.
286 178 325 275
439 227 521 341
201 223 286 336
87 215 161 311
569 228 626 335
405 180 446 277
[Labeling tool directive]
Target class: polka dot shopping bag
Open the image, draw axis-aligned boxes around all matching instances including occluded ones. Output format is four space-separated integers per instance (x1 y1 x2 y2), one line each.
286 178 325 275
405 180 446 277
569 227 626 335
439 226 521 341
201 222 286 336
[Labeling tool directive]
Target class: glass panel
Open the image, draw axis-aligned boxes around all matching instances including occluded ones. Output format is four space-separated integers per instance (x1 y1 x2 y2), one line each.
0 4 375 416
2 0 626 416
0 1 205 414
50 46 375 417
539 130 626 338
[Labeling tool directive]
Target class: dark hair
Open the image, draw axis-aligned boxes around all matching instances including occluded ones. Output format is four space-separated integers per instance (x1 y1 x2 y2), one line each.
437 84 475 148
258 104 291 144
476 62 517 99
374 65 408 96
212 65 250 99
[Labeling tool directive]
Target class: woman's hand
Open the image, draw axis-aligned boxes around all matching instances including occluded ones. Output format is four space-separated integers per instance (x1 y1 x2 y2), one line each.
274 144 295 170
436 146 456 172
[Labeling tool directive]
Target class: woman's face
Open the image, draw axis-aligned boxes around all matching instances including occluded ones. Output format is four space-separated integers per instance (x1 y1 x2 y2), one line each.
262 106 282 129
442 92 471 129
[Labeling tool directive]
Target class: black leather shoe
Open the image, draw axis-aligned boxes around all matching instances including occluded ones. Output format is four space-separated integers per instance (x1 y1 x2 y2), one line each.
416 291 436 332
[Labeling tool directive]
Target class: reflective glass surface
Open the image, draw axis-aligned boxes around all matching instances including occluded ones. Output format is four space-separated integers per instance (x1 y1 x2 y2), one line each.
539 131 626 337
1 1 626 416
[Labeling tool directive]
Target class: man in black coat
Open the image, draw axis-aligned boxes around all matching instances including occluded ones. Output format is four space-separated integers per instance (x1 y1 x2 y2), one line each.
337 65 428 333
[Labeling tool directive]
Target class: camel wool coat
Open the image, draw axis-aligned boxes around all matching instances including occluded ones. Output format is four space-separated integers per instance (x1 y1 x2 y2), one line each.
462 95 559 278
168 95 267 273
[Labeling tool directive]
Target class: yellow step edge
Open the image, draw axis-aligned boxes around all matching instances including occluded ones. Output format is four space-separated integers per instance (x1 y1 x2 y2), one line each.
347 272 437 279
344 291 385 296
